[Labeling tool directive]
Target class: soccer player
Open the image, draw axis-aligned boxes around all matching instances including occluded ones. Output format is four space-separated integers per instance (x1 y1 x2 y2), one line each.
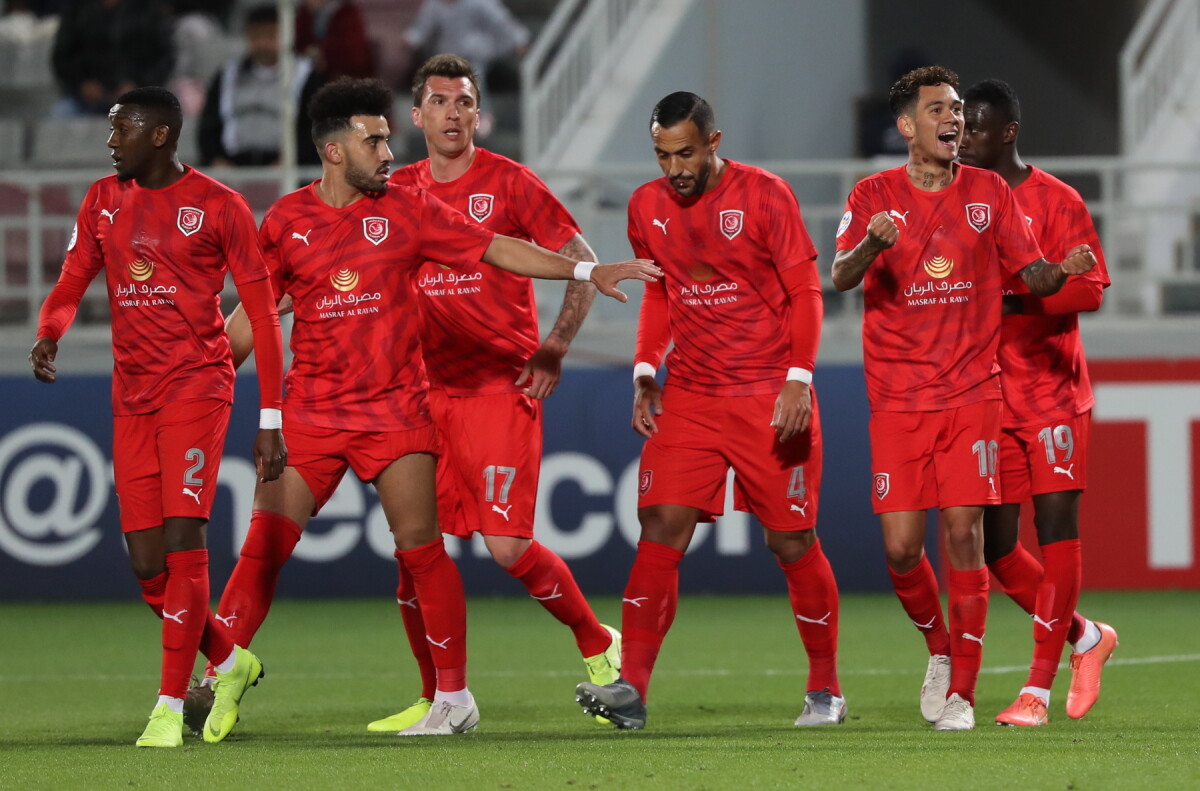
574 91 844 731
29 87 286 748
831 66 1097 731
960 78 1117 727
208 77 658 736
364 54 620 734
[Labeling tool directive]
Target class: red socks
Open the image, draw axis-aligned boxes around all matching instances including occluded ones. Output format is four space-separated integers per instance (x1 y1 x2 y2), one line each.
139 567 234 676
1027 539 1082 689
506 540 611 657
159 549 211 699
620 540 684 701
989 543 1087 647
213 510 302 651
778 539 841 695
887 556 951 656
395 540 468 693
394 555 437 700
946 567 989 705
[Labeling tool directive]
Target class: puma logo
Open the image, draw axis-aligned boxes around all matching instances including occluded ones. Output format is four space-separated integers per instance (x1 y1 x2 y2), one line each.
1032 615 1059 631
987 476 997 494
962 632 985 646
652 218 670 235
182 487 202 504
491 504 512 521
397 597 418 609
789 503 807 516
1053 464 1075 480
163 609 187 624
215 613 236 627
426 635 452 650
531 584 563 601
622 597 648 608
292 230 312 245
911 617 938 630
887 209 909 226
100 208 119 223
795 611 831 626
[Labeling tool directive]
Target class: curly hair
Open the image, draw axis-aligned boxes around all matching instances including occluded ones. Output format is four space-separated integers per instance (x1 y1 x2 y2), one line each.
888 65 960 119
963 78 1021 125
412 53 481 108
308 77 393 147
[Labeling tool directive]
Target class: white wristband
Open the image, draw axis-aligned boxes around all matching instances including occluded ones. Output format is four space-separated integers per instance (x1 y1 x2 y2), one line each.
573 261 597 281
259 408 282 430
633 362 657 381
786 367 813 385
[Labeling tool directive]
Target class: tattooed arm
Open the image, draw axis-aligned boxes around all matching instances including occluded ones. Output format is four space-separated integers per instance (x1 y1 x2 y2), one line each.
515 233 598 399
832 211 898 291
1018 244 1097 297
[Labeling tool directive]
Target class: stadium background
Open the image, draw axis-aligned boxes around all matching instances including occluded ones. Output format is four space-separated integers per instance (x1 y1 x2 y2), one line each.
1 0 1198 600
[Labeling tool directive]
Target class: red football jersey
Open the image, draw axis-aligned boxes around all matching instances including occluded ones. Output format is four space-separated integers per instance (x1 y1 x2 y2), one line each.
390 148 580 395
836 164 1043 412
261 183 494 431
62 168 270 415
627 160 821 396
999 166 1110 427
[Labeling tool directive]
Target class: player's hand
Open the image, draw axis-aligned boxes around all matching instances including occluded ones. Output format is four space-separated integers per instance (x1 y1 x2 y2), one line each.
254 428 287 482
1060 244 1097 276
866 211 899 250
771 381 812 442
516 342 565 400
591 259 662 303
632 375 664 438
30 337 59 383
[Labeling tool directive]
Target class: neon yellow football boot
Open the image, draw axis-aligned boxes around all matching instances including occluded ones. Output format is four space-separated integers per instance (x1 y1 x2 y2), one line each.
136 703 184 748
367 698 434 733
203 646 264 743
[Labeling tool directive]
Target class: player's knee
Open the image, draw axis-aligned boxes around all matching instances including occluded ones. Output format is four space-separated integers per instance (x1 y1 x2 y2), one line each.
764 528 815 563
128 556 165 580
490 543 526 568
882 539 923 572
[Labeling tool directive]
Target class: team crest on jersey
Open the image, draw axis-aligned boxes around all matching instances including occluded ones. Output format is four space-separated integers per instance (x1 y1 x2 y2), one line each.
639 470 653 496
873 473 890 500
965 203 991 233
468 193 494 222
718 210 744 240
363 217 389 245
177 207 204 236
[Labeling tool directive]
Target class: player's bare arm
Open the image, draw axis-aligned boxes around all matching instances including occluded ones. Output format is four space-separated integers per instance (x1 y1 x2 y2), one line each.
771 381 812 442
832 212 898 291
516 233 599 400
481 234 661 302
29 337 59 383
631 374 664 438
1018 244 1096 297
224 294 293 371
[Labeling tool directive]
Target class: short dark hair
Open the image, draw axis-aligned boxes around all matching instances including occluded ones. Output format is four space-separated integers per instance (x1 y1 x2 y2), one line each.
650 91 715 138
888 65 960 119
113 86 182 141
245 4 278 27
308 77 393 146
411 53 481 108
963 78 1021 125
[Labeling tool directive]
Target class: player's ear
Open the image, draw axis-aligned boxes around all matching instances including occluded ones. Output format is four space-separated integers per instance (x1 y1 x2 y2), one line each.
152 124 170 148
410 105 422 128
896 114 915 141
323 139 342 165
708 129 722 153
1003 121 1019 145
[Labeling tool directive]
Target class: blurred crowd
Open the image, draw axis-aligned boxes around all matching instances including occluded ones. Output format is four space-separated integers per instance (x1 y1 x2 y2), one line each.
0 0 534 167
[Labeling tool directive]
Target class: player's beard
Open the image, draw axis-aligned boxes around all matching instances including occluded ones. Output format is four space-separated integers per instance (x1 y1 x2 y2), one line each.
672 158 711 198
345 160 387 195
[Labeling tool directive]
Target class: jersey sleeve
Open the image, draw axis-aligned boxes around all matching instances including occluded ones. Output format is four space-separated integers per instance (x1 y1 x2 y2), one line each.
258 209 287 299
834 180 873 252
994 178 1044 276
1051 194 1111 287
220 193 272 286
61 182 106 282
628 199 669 366
512 166 580 253
417 190 495 269
758 177 819 275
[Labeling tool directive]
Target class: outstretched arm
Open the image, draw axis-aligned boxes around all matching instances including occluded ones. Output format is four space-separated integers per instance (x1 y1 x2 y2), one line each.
481 234 660 302
516 233 599 399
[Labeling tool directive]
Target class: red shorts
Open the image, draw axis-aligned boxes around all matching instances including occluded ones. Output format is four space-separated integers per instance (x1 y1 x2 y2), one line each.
637 387 822 531
869 399 1002 514
285 419 440 515
429 388 542 539
998 411 1091 502
112 398 231 533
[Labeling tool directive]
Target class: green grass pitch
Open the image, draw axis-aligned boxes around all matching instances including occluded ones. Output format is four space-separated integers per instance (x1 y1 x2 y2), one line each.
1 591 1197 790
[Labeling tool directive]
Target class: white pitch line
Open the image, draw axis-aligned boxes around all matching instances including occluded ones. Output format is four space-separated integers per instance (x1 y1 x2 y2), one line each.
1 654 1197 684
